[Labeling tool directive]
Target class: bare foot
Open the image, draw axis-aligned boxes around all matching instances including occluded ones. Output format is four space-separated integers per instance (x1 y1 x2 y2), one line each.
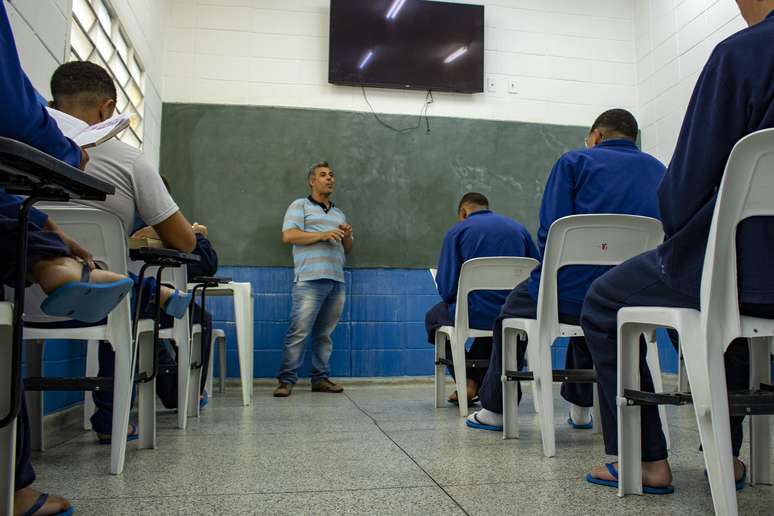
734 457 745 482
448 378 478 402
589 459 673 488
33 256 126 294
14 487 70 516
96 422 137 443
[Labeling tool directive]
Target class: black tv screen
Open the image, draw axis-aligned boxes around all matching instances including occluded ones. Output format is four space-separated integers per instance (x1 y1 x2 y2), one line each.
328 0 484 93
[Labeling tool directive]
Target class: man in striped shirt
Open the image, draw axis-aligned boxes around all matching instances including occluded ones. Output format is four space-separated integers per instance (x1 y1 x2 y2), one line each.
274 161 353 397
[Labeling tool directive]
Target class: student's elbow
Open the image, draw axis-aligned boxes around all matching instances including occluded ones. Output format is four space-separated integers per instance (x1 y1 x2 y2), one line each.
282 230 292 244
180 231 196 253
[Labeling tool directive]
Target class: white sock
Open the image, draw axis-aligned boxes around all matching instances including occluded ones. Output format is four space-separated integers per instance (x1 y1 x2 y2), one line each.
469 408 503 427
570 404 591 425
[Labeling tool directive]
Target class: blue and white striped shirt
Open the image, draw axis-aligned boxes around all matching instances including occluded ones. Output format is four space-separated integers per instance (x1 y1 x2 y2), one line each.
282 197 347 283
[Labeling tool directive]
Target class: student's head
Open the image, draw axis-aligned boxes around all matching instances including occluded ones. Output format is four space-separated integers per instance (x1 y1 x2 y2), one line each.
457 192 489 221
50 61 117 125
307 161 335 197
736 0 774 26
585 109 638 149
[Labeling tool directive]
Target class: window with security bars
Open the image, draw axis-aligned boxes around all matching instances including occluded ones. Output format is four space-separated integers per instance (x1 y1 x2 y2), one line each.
70 0 145 148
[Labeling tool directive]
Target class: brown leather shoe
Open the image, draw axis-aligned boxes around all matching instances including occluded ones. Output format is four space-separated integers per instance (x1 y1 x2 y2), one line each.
273 382 293 397
311 379 343 393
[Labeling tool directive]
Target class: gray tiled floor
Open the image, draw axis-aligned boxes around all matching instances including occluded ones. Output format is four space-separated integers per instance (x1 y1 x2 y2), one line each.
33 380 774 515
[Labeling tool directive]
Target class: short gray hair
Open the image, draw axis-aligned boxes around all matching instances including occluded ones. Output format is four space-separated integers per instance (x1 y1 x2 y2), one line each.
307 161 330 183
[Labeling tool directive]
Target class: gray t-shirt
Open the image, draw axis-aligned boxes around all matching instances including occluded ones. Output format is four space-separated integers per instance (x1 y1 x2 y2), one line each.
77 139 178 235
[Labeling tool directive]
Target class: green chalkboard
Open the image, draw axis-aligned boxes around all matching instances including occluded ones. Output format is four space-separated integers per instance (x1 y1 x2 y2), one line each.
159 103 587 267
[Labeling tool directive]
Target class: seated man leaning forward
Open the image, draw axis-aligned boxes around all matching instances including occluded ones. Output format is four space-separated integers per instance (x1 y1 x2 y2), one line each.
425 192 539 404
582 0 774 494
467 109 666 431
48 61 197 443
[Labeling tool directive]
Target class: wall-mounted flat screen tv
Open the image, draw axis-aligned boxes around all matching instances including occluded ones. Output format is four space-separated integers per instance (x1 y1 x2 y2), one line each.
328 0 484 93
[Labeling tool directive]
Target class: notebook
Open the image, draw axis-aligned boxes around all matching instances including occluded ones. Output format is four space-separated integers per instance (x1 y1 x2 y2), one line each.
47 107 132 148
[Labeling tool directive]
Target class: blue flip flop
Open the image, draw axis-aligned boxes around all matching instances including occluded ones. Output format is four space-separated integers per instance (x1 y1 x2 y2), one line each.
21 493 75 516
449 395 480 406
200 390 209 409
163 289 193 319
465 412 502 432
567 415 593 430
97 423 139 445
704 464 746 491
585 463 674 494
41 263 133 323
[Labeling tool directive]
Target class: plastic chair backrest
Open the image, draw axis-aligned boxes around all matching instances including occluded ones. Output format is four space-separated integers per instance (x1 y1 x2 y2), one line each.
700 128 774 349
22 204 131 331
536 214 663 335
453 256 540 333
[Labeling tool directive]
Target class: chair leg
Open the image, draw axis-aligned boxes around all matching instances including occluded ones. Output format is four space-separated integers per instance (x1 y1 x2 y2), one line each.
645 334 670 450
525 336 541 415
535 333 556 457
502 327 521 439
110 339 134 475
176 336 191 430
449 335 469 417
83 340 99 431
205 334 215 397
233 286 252 406
0 322 16 516
678 347 690 393
617 322 645 496
683 334 738 516
434 332 447 409
749 337 771 486
24 340 44 451
218 337 227 393
188 332 203 418
136 331 156 450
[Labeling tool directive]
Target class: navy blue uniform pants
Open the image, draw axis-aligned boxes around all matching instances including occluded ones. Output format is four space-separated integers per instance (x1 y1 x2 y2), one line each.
1 216 70 490
581 249 773 461
478 281 593 414
425 301 493 387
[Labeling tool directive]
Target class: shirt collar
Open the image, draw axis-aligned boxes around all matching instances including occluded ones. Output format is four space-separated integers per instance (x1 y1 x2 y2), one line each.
467 209 492 218
307 195 334 213
595 138 638 150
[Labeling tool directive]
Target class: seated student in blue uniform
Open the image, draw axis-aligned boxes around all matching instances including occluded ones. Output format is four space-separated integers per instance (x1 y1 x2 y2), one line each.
426 192 539 403
467 109 666 431
582 0 774 494
0 3 132 515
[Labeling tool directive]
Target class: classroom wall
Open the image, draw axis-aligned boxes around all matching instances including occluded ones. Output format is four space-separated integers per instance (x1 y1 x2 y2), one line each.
634 0 746 165
163 0 638 128
4 0 168 168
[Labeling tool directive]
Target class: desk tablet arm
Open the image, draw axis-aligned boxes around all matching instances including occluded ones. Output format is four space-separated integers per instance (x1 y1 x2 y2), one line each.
187 277 231 370
128 247 200 384
0 138 115 430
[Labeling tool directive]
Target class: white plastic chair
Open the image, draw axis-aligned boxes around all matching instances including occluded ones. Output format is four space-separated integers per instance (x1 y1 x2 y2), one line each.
19 206 143 475
435 256 539 417
205 328 227 394
617 129 774 515
0 301 15 515
502 214 668 458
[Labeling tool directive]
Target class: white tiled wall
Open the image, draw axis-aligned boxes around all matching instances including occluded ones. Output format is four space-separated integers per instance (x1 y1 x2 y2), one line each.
634 0 745 165
163 0 639 128
5 0 167 168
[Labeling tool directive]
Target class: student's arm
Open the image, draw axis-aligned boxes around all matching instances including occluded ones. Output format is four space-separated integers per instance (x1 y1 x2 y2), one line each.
524 230 541 261
152 211 196 252
657 48 747 238
436 229 462 305
282 228 345 245
0 4 82 168
537 156 576 256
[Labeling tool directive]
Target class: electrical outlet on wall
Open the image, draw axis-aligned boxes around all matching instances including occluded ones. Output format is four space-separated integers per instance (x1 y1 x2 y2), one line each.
508 80 518 94
487 77 497 92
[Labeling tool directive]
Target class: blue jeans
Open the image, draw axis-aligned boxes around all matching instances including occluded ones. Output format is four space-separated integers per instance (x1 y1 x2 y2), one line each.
277 279 345 385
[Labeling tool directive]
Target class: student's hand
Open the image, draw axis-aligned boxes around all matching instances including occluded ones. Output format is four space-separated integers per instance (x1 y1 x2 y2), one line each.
61 234 95 270
192 223 208 237
339 224 353 239
79 148 90 170
320 229 346 242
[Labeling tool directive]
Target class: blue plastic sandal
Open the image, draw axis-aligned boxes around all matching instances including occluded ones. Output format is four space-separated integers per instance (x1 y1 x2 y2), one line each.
21 493 75 516
97 423 139 445
464 412 502 432
40 263 132 323
200 390 209 409
163 289 193 319
567 415 593 430
585 463 674 494
704 464 746 491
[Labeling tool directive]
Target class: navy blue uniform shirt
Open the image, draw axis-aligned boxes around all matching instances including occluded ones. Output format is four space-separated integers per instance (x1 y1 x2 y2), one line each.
436 210 540 330
0 2 81 227
657 9 774 302
528 140 666 315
